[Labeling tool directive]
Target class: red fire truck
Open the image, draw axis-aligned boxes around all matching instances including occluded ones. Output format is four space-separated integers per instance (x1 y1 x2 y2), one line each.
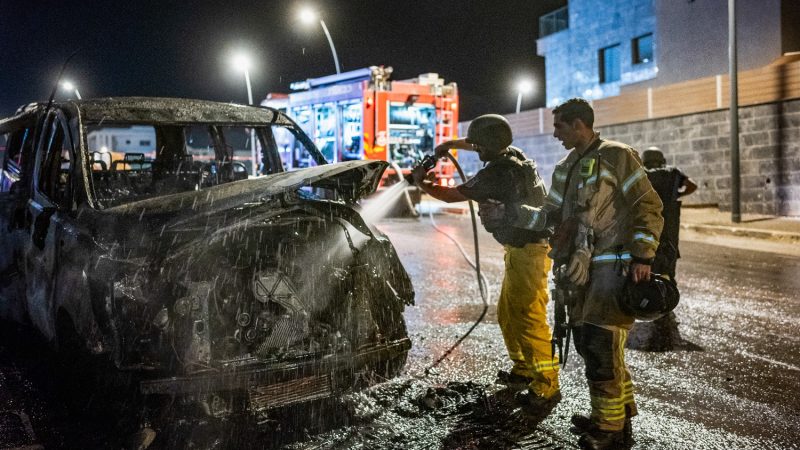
263 66 459 187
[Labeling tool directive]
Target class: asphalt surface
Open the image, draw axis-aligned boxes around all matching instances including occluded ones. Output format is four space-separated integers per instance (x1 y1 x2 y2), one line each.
373 214 800 449
1 214 799 449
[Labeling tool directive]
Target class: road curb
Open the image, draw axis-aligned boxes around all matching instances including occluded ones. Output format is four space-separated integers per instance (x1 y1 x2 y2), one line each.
681 223 800 243
436 205 800 244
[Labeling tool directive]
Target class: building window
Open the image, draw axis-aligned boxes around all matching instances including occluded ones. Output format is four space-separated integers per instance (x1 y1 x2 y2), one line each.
539 6 569 37
632 33 653 64
599 44 621 83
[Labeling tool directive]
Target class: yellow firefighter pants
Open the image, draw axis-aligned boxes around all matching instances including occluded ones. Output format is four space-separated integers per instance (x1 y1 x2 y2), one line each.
497 242 559 398
572 258 638 431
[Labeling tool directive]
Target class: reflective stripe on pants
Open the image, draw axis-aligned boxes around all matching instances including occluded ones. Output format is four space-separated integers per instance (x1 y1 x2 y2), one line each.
574 323 638 431
497 242 559 398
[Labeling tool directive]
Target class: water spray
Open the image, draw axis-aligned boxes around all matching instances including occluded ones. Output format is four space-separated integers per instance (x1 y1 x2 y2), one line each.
413 152 490 377
388 161 419 217
366 152 489 377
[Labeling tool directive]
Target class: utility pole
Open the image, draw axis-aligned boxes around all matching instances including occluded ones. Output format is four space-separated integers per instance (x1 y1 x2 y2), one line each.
729 0 741 222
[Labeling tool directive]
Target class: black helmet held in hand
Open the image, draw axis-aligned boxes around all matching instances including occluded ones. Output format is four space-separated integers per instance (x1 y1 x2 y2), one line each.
466 114 513 150
619 274 680 321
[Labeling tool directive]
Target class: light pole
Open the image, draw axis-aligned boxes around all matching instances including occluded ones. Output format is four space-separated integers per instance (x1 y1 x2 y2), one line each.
232 53 258 176
61 81 82 99
299 7 341 74
729 0 741 223
515 79 533 114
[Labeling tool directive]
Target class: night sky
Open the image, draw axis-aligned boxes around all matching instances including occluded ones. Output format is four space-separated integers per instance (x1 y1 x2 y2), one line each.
0 0 566 120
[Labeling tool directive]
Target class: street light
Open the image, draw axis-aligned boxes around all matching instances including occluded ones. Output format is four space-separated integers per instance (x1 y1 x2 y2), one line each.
298 7 341 74
61 80 82 100
515 79 533 114
728 0 741 223
231 52 258 176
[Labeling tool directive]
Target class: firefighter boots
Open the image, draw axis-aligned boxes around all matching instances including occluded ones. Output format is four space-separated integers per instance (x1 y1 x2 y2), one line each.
571 413 633 447
515 389 562 409
578 429 626 450
496 370 534 390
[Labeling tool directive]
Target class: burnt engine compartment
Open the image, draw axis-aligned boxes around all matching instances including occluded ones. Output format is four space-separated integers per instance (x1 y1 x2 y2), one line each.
115 202 413 377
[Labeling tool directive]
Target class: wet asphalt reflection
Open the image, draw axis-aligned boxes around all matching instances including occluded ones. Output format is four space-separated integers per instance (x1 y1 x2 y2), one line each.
371 214 800 450
1 214 799 449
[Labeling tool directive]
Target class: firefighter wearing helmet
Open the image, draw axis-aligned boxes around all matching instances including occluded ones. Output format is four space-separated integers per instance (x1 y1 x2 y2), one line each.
487 99 664 449
626 146 697 351
411 114 561 408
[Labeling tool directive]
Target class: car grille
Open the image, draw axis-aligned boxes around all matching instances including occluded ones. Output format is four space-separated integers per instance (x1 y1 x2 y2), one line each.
248 373 332 410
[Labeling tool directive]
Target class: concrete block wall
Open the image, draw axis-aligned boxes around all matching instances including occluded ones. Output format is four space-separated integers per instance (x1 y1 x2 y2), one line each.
596 99 800 215
458 98 800 215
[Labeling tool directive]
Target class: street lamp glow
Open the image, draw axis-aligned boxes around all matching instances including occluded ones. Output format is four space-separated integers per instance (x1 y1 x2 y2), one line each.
229 51 257 176
60 80 82 100
515 78 534 114
297 6 341 74
231 53 251 73
229 52 253 104
517 79 533 95
299 7 316 24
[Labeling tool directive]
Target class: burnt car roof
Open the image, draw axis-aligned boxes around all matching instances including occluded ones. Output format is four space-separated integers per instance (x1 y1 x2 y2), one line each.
88 159 389 228
7 97 292 126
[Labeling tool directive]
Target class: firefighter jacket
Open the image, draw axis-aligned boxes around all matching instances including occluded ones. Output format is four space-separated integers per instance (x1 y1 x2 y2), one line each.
457 147 551 247
509 137 664 263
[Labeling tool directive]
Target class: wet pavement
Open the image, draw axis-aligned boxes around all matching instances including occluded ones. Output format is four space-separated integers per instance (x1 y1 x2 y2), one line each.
374 214 800 449
1 213 800 449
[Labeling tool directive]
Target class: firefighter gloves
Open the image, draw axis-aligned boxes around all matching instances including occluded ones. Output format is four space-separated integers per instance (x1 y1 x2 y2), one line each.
567 222 594 286
567 247 592 286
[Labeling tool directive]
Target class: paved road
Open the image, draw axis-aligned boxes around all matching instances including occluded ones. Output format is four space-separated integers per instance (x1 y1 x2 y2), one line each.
372 214 800 450
1 214 798 449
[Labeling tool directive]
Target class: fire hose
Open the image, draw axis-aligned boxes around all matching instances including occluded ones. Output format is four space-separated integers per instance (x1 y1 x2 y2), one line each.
410 153 491 376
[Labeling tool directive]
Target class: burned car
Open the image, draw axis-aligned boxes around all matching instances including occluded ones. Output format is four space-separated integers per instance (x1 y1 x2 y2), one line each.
0 97 413 418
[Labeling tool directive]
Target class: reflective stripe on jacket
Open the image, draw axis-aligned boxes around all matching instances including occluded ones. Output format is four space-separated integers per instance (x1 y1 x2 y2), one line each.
512 138 664 262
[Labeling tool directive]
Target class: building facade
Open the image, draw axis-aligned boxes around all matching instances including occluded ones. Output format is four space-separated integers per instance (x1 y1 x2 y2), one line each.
537 0 657 106
538 0 800 105
655 0 799 86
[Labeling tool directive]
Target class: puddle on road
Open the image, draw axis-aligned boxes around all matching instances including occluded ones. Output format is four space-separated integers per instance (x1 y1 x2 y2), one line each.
287 378 570 450
109 377 573 449
626 313 705 352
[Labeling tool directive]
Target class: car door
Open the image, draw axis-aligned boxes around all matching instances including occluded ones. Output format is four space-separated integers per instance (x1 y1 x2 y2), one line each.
25 111 79 340
0 117 35 322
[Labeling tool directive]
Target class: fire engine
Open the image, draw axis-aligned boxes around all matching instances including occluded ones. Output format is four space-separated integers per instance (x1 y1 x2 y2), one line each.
263 66 459 187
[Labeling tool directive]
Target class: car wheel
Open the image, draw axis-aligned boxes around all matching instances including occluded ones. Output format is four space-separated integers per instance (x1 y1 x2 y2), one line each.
55 312 135 414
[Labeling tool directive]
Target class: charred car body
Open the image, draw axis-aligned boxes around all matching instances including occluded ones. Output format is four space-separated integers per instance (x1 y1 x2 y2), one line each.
0 97 413 418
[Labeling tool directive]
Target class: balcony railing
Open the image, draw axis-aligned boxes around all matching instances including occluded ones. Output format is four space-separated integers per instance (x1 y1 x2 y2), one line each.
539 6 568 38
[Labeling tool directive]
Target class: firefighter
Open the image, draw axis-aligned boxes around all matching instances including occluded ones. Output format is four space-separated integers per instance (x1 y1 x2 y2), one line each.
640 146 697 280
629 146 697 351
410 114 561 407
489 98 663 449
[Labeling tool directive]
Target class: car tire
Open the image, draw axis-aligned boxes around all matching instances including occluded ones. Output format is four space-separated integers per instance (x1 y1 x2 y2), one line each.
55 312 135 415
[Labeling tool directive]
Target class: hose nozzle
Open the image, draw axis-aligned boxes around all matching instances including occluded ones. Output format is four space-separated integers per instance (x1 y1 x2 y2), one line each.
404 154 438 184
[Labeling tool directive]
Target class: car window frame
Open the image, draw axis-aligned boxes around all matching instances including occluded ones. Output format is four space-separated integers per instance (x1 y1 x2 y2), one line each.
0 128 27 192
35 112 78 211
0 114 38 194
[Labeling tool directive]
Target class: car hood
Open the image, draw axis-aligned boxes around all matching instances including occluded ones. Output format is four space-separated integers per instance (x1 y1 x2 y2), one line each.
85 160 387 236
